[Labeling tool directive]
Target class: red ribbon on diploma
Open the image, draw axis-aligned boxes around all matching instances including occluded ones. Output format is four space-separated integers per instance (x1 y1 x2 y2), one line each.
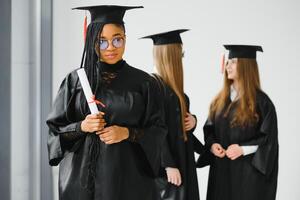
88 95 106 108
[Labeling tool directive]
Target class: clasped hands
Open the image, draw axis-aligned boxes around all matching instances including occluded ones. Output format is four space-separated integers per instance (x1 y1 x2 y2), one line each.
81 113 129 144
211 143 244 160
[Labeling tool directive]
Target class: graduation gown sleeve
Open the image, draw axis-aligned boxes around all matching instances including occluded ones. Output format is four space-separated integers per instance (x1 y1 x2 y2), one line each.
243 92 279 176
184 94 206 154
203 118 217 149
46 71 85 166
184 94 197 133
195 117 216 168
127 77 167 176
160 91 183 169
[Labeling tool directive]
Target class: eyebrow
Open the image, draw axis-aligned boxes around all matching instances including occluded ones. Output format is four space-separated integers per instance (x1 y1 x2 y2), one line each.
100 33 123 39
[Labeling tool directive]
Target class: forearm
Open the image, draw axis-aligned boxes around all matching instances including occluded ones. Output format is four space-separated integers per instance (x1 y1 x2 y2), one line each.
48 121 86 142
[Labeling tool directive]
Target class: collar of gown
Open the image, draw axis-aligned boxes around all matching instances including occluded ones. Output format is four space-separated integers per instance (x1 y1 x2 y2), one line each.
230 85 239 101
98 59 125 72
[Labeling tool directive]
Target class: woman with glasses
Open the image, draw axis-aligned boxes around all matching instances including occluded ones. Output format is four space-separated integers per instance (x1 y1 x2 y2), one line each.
141 29 205 200
203 45 278 200
46 5 167 200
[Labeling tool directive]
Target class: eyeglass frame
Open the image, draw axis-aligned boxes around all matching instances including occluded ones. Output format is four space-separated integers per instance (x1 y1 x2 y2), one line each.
97 35 126 51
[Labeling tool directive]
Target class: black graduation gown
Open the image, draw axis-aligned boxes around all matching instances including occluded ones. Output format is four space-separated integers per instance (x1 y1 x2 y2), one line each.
155 80 204 200
46 60 167 200
203 90 278 200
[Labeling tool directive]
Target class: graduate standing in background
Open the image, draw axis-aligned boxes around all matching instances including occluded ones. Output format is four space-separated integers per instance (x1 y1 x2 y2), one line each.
46 5 167 200
141 29 205 200
202 45 278 200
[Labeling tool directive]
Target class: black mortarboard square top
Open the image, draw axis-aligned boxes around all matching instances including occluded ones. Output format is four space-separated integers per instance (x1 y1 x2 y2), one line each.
141 29 189 45
73 5 143 24
224 45 263 59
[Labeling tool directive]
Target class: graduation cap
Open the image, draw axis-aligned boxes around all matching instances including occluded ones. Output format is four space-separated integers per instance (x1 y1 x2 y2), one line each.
141 29 189 45
224 45 263 59
73 5 143 24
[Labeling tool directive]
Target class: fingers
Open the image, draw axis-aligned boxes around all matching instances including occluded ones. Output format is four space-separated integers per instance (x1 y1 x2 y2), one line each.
98 129 114 144
96 127 110 135
90 122 106 132
212 143 226 158
174 173 181 186
219 151 226 158
217 150 226 158
185 123 192 131
99 134 113 143
167 171 172 183
82 113 107 133
86 112 105 119
176 173 182 186
97 126 123 145
184 112 197 131
225 144 242 160
216 150 226 158
226 152 237 160
168 173 177 185
87 118 106 124
215 144 224 153
166 168 181 186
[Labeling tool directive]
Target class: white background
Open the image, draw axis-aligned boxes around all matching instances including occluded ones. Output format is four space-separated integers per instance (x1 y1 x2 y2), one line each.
52 0 300 199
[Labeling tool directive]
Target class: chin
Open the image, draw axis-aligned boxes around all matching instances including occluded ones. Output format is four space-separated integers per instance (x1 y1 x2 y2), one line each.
104 58 120 64
227 75 234 80
105 60 117 64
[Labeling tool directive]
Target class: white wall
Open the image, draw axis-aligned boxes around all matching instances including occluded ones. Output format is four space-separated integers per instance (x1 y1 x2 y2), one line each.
11 0 41 199
52 0 300 199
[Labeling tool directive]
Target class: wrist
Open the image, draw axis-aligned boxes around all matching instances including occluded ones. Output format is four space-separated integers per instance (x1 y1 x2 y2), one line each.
80 121 87 133
122 127 129 140
240 146 244 155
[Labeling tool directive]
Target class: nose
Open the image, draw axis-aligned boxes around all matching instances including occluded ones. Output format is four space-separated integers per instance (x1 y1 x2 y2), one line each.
227 61 233 69
106 41 116 51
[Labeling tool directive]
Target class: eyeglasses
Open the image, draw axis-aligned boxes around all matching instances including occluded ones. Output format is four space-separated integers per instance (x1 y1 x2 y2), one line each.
99 36 125 50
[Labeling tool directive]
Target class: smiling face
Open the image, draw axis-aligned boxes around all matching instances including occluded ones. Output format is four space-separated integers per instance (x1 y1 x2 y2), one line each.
96 23 126 64
226 58 238 80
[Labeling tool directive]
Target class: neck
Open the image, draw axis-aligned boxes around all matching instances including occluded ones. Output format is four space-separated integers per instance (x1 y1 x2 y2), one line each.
232 80 239 92
98 59 125 72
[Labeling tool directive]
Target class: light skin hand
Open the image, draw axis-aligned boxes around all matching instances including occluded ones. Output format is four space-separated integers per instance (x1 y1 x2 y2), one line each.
211 143 226 158
185 113 196 131
226 144 244 160
165 167 182 186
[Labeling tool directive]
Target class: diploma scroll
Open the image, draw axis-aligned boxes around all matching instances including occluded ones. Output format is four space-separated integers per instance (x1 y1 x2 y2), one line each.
77 68 99 114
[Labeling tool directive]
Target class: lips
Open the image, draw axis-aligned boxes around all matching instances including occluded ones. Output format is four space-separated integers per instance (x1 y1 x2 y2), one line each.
105 53 118 60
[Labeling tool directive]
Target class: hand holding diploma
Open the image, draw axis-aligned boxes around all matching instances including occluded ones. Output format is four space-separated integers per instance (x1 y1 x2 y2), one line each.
77 68 106 133
81 113 106 133
77 68 128 143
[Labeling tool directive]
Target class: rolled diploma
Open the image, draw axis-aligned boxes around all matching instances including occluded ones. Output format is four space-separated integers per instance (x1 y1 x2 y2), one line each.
77 68 99 114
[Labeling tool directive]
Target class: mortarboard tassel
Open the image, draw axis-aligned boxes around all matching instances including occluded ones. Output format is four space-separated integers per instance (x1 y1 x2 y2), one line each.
221 52 225 74
83 14 87 43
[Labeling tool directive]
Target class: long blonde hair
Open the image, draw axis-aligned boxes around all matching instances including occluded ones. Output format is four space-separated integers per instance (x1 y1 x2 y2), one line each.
209 58 261 127
154 44 187 141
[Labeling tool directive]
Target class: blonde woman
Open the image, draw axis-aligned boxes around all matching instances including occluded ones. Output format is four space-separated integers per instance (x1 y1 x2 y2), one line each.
142 29 204 200
203 45 278 200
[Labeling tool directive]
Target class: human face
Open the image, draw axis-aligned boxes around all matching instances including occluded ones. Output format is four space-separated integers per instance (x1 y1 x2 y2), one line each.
98 24 126 64
226 58 238 80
